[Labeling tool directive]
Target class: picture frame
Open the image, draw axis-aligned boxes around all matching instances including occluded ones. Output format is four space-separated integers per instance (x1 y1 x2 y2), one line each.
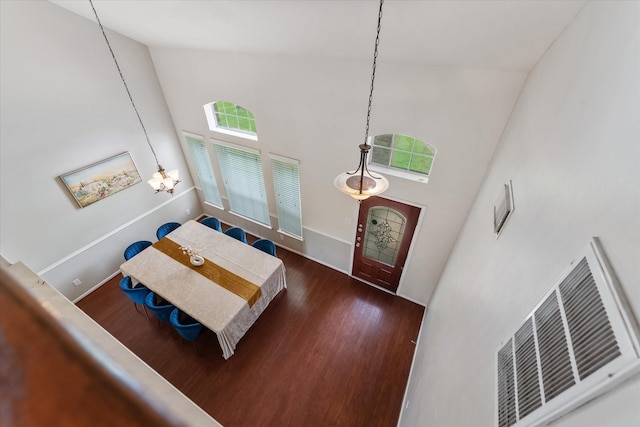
60 152 142 208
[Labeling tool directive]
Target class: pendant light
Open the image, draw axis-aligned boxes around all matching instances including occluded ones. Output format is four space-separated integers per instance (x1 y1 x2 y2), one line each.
89 0 180 194
334 0 389 201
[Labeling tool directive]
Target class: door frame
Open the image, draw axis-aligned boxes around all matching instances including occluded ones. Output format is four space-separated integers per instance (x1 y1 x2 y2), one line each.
348 195 426 295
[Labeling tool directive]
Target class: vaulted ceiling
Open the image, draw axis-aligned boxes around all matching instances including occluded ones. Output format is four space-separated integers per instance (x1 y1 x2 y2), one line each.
51 0 586 72
43 0 588 303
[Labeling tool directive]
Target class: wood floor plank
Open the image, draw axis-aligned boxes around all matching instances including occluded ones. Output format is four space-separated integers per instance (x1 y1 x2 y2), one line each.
77 237 424 427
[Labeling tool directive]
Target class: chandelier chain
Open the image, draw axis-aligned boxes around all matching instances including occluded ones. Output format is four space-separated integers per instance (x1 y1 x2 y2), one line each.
364 0 384 146
88 0 160 168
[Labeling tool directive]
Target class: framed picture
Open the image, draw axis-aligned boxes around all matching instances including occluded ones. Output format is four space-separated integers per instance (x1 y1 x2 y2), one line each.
60 152 142 208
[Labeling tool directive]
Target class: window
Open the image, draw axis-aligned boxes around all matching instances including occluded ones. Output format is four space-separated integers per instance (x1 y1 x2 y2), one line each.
204 101 258 141
270 155 303 239
183 132 223 208
213 141 270 227
369 134 436 183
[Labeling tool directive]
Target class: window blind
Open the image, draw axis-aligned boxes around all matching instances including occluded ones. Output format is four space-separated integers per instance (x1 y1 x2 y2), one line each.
270 154 302 239
184 133 222 208
213 141 270 226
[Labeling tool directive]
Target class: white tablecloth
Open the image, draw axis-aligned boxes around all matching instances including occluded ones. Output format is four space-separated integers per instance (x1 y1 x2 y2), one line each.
120 220 286 359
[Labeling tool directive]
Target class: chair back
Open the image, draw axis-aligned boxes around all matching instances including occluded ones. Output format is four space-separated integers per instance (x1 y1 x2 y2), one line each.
124 240 152 260
201 216 222 232
224 227 247 244
119 276 149 305
144 291 175 323
156 222 181 239
252 238 277 257
169 308 203 342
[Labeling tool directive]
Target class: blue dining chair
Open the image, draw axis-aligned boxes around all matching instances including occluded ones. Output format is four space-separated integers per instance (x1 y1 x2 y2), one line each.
224 226 247 244
170 308 204 355
144 291 175 324
156 222 181 239
119 276 150 319
201 216 222 232
124 240 152 260
252 238 277 257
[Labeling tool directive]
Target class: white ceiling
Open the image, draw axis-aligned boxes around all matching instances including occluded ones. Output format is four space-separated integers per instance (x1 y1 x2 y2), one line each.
50 0 586 72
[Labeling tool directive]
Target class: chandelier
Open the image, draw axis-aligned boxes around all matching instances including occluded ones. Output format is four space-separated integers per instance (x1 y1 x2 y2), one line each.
89 0 180 194
334 0 389 201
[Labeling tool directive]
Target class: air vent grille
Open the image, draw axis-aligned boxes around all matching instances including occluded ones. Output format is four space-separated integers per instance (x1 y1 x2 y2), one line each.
495 239 639 427
514 318 542 417
497 339 517 427
493 182 514 235
534 291 575 401
558 258 620 379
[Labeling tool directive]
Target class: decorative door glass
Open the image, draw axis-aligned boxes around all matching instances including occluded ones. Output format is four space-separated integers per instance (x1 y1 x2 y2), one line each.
363 207 406 266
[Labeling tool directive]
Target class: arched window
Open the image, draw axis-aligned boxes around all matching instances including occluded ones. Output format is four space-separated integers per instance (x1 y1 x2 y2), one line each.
204 101 257 140
369 134 436 183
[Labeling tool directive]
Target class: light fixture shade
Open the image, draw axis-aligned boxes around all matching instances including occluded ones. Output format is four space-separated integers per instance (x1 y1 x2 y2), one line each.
334 171 389 200
147 166 180 193
147 178 161 190
166 169 179 181
162 177 175 190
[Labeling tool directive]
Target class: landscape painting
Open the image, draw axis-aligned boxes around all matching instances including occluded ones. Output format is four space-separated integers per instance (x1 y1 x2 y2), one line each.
60 152 142 208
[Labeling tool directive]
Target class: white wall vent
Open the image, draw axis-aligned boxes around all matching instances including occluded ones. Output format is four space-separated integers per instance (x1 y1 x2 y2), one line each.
494 180 514 236
496 238 640 427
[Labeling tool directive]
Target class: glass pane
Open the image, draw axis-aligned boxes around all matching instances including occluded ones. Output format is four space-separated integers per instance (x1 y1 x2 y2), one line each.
271 157 303 239
390 150 411 170
409 154 433 175
363 207 406 266
414 140 435 156
394 135 415 152
185 134 223 207
216 114 228 128
213 143 270 226
373 134 393 148
238 118 252 132
214 101 228 113
226 116 239 129
371 146 391 165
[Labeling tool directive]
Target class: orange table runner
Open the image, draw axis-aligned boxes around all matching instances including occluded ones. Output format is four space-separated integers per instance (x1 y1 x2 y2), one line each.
153 237 262 307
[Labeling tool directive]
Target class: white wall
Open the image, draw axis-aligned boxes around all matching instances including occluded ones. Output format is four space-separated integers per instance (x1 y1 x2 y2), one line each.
149 46 526 304
400 2 640 426
0 1 200 300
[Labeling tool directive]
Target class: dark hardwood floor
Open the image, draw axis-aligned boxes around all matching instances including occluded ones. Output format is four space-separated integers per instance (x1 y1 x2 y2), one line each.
77 228 424 427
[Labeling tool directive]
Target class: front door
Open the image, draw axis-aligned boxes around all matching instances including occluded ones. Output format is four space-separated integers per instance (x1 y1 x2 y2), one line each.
352 197 421 293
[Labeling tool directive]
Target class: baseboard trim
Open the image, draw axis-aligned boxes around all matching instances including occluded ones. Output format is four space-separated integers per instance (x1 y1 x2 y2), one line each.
396 307 429 426
73 270 122 303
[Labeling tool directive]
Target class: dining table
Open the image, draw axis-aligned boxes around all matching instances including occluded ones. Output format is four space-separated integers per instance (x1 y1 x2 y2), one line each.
120 220 286 359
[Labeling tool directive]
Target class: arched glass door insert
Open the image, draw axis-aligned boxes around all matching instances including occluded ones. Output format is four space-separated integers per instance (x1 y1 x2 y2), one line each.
363 207 406 266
